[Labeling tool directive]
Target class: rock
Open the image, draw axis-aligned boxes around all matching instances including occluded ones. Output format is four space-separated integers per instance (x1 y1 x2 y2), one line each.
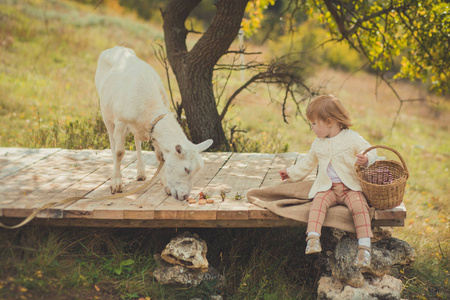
321 227 341 252
371 227 393 242
153 254 224 287
329 226 393 243
374 237 416 265
202 266 225 286
329 235 415 287
330 228 347 241
329 236 365 288
161 232 208 270
367 247 393 277
153 254 205 287
317 274 402 300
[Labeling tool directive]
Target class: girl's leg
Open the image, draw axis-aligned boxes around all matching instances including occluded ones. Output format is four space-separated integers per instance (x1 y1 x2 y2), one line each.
306 188 338 254
307 189 338 235
341 189 373 239
339 186 373 266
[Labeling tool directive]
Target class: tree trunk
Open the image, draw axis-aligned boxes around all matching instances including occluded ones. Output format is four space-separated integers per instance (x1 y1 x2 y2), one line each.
162 0 249 150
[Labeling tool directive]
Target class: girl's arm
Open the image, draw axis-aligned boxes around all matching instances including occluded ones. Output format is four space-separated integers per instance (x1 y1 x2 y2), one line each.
354 134 377 166
356 153 369 166
278 169 290 180
285 143 319 181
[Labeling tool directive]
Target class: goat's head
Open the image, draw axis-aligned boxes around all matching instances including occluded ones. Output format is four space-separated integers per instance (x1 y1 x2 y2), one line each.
159 139 213 201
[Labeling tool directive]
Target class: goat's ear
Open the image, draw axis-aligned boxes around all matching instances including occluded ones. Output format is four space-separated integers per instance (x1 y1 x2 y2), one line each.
175 144 185 157
196 139 213 152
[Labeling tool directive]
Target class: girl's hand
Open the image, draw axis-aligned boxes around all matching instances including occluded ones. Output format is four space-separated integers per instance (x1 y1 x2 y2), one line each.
278 169 290 180
356 154 368 166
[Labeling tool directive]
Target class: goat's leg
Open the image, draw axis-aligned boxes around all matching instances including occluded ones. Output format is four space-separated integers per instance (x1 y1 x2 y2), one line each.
135 140 146 181
110 121 127 194
103 117 120 192
104 118 116 164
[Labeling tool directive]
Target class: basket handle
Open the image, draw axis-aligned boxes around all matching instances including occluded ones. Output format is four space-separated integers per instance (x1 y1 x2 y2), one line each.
360 145 409 179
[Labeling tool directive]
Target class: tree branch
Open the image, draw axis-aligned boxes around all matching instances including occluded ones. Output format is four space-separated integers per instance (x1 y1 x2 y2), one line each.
151 43 183 121
219 56 314 121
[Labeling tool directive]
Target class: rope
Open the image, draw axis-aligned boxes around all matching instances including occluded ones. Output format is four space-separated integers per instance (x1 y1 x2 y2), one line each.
0 161 164 229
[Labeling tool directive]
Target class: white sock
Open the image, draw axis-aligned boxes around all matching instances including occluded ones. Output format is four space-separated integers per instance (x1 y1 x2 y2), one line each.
308 231 320 238
358 237 371 248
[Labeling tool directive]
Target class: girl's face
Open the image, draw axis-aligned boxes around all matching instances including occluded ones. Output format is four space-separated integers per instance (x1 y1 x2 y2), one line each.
310 119 330 138
310 118 341 138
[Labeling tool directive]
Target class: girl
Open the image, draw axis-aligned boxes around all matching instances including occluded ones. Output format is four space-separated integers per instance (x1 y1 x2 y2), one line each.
279 95 376 267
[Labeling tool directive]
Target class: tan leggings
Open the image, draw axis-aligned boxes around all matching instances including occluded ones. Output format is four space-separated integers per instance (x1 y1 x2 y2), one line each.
307 183 373 239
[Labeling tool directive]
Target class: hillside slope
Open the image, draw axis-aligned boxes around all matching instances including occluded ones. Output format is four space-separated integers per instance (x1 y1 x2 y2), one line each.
0 1 449 299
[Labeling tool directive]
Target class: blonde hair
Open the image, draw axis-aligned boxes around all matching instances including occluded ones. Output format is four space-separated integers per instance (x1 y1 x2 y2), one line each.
306 95 353 129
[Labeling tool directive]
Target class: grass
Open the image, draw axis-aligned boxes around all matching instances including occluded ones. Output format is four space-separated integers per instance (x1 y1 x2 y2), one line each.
1 0 449 299
1 227 321 299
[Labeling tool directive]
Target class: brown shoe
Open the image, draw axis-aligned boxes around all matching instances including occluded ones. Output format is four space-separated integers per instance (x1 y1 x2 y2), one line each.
305 235 322 254
354 245 371 267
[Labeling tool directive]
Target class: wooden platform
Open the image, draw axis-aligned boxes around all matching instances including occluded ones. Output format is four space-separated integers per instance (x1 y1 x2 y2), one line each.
0 148 406 228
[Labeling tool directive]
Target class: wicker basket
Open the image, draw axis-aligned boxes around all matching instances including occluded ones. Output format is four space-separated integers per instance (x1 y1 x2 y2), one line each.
355 145 409 209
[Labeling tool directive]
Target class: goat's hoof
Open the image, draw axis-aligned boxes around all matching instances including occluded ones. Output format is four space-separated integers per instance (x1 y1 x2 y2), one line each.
110 187 123 194
136 174 146 181
164 186 171 195
110 181 123 194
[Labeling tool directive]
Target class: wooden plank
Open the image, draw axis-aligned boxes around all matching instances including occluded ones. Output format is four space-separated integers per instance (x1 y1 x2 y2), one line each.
0 216 309 228
122 151 210 221
247 153 295 220
0 148 37 167
372 219 404 227
122 182 168 220
184 152 234 220
160 152 232 220
0 147 59 168
92 152 161 219
217 153 275 220
59 151 138 219
0 148 61 179
126 152 230 220
1 149 111 217
188 152 233 199
0 215 406 228
374 202 407 220
259 152 299 188
0 148 408 229
184 153 252 221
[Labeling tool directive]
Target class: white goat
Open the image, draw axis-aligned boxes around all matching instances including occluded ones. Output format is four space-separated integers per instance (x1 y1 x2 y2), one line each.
95 46 213 200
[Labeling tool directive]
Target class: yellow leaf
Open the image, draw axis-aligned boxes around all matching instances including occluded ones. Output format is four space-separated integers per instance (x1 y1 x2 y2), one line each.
94 285 101 292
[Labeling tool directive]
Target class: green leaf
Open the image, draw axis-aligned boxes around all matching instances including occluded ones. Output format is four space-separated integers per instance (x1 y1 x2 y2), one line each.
120 259 135 267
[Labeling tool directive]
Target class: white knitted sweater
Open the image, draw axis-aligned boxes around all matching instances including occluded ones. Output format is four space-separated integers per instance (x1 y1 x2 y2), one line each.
286 129 377 199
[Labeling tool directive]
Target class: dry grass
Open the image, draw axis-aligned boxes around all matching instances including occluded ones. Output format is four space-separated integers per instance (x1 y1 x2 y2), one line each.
0 0 449 299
